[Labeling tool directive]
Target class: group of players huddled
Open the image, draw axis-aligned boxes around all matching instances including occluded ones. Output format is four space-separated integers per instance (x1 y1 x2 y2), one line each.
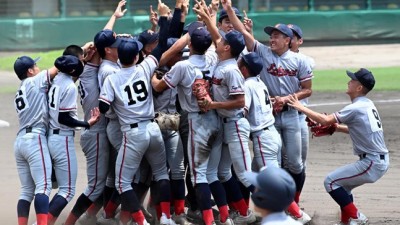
14 0 389 225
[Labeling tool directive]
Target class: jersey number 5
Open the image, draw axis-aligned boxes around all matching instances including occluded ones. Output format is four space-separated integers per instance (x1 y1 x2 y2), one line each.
123 80 148 105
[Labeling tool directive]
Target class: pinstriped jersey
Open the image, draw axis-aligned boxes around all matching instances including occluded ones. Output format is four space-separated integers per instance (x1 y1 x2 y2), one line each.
212 58 245 118
48 72 78 131
163 51 217 113
334 96 388 155
78 63 106 132
244 76 275 132
98 59 121 119
15 70 51 134
99 56 158 130
252 41 313 97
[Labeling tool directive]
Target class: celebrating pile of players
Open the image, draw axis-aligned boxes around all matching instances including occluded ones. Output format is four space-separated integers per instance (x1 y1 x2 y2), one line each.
13 0 390 225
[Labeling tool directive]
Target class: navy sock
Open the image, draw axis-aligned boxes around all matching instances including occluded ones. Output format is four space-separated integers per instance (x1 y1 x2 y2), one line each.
195 183 212 210
329 187 352 208
171 179 185 200
157 179 171 203
49 194 68 217
17 199 31 218
289 170 306 192
34 193 49 214
103 186 115 208
121 189 140 213
209 181 227 207
222 176 244 202
71 194 92 217
134 182 150 203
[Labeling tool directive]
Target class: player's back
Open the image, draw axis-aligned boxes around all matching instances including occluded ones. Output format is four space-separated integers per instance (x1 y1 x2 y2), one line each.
15 70 51 134
79 63 106 131
245 76 275 132
48 72 78 131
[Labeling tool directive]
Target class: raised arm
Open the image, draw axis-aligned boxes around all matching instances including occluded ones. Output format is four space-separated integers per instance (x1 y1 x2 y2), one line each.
221 0 255 51
193 0 221 45
159 33 189 66
103 0 127 30
149 5 159 32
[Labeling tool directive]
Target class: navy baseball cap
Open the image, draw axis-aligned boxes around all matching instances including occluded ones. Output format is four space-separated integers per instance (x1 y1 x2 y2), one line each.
218 7 242 22
246 167 296 212
189 23 212 53
14 56 40 78
138 30 159 46
54 55 84 77
346 68 375 90
242 52 264 76
287 24 303 39
219 30 245 55
118 39 143 63
94 29 122 49
264 23 293 39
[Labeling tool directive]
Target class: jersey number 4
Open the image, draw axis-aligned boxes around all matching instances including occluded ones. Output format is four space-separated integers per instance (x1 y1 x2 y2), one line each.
123 80 148 105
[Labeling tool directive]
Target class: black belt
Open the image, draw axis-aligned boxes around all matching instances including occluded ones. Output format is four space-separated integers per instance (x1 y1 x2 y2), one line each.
53 129 75 136
130 119 154 129
281 104 293 112
223 113 245 123
359 153 385 160
26 127 32 133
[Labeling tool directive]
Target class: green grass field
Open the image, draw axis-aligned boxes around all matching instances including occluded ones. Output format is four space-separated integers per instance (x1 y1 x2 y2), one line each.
1 50 399 91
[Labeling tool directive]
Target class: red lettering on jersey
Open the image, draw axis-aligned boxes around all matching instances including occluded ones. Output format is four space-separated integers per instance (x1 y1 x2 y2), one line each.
266 63 298 77
212 77 222 85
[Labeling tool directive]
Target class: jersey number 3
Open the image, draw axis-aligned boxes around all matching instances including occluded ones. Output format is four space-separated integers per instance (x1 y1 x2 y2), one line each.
123 80 148 106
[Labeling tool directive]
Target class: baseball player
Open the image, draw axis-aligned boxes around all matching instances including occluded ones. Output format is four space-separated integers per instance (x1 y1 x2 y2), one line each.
239 52 282 169
246 167 301 225
62 45 111 225
152 22 234 225
47 55 100 225
13 56 58 225
94 1 128 222
221 0 313 223
194 4 257 224
98 3 174 224
287 23 316 204
287 68 390 225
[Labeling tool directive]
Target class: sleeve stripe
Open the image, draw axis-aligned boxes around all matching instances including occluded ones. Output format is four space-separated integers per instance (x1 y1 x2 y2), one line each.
299 74 314 81
86 63 99 68
99 97 111 104
59 107 77 110
334 112 341 123
163 78 176 89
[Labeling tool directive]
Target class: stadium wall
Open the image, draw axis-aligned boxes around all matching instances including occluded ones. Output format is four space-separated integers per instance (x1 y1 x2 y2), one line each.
1 10 399 51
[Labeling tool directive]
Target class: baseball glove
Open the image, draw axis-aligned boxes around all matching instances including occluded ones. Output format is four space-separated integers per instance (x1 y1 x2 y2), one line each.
154 112 180 131
305 116 337 137
192 78 212 112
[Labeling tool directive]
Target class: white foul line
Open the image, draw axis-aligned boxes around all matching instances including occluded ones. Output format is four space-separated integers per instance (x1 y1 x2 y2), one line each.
308 98 400 107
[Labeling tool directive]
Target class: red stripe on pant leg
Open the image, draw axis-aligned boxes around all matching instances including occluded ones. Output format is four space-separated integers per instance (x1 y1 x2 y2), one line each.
66 136 72 200
235 121 247 170
87 133 100 197
38 135 48 193
118 133 127 193
329 160 373 191
189 119 197 185
257 136 266 167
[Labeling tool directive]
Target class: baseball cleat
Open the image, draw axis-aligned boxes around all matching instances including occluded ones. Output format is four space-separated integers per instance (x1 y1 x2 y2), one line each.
348 212 369 225
295 210 312 224
172 213 194 225
232 209 257 225
97 213 118 225
78 212 98 225
219 217 234 225
160 213 177 225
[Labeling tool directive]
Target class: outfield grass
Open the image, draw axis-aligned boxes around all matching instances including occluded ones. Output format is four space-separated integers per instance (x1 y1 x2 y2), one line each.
0 51 399 91
313 67 400 91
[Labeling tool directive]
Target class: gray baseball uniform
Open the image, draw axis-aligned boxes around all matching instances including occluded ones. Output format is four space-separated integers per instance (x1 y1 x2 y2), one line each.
211 58 252 188
325 96 389 192
78 63 109 201
244 76 282 169
14 70 52 202
253 40 313 176
99 55 169 194
48 72 79 202
163 53 223 185
98 59 122 188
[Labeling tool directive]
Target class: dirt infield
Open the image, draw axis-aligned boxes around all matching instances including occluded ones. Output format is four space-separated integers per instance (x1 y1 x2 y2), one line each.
0 44 399 224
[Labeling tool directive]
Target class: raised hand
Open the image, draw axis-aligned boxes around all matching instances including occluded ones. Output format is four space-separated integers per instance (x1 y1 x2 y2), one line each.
220 0 232 10
114 0 127 19
158 0 171 17
243 10 253 32
149 5 159 27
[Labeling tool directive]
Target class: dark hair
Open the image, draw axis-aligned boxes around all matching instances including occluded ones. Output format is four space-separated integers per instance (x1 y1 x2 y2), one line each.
63 45 84 58
223 39 242 58
97 47 106 59
238 58 256 77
